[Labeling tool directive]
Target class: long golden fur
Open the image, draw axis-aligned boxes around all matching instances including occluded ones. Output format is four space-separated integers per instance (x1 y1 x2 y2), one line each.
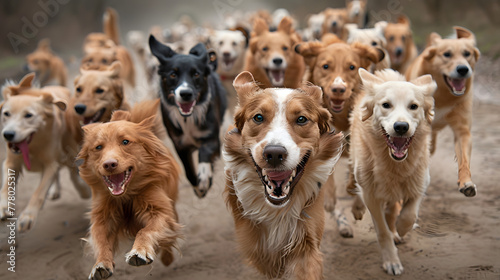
349 68 436 275
78 100 181 280
223 71 342 279
405 26 480 197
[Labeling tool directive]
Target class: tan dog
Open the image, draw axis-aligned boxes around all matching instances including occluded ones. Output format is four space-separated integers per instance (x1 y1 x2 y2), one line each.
224 71 342 279
321 8 348 39
385 15 418 73
244 16 305 88
345 21 391 71
72 62 130 139
25 39 67 86
406 26 480 197
350 68 436 275
0 73 90 232
78 100 181 280
346 0 368 27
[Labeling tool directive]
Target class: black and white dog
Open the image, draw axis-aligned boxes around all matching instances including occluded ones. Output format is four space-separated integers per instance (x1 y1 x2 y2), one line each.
149 35 227 198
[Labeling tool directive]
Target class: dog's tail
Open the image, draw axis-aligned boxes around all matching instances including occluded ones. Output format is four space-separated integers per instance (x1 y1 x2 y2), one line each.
103 7 120 45
112 99 167 140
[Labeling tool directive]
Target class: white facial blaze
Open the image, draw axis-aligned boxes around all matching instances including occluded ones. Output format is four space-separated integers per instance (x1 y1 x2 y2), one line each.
332 76 346 87
174 81 190 103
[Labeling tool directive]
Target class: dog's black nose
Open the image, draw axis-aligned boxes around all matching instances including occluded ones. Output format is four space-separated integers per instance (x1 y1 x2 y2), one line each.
74 104 87 115
395 47 403 57
103 159 118 171
456 65 469 77
179 89 193 101
3 131 15 141
394 122 409 135
273 58 283 66
332 21 337 27
263 145 288 168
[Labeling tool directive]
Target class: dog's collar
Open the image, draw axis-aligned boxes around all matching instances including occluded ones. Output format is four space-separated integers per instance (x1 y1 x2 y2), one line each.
219 74 236 81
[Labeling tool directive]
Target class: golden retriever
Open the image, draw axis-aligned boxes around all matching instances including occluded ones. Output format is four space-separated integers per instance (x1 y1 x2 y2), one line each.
244 16 305 88
0 73 90 232
350 68 436 275
224 71 343 279
25 39 67 86
78 100 181 280
385 15 418 73
405 26 480 197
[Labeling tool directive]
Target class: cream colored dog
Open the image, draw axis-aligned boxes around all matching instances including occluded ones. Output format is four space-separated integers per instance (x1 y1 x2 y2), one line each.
349 68 436 275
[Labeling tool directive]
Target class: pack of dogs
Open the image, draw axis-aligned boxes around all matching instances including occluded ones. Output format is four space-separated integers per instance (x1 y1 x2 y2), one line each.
0 1 481 278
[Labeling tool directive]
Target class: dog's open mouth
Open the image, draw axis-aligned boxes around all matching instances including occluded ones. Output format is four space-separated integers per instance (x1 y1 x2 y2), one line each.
8 133 34 170
253 152 310 207
222 57 236 70
82 108 105 125
383 129 412 161
330 99 345 113
265 69 285 87
103 167 133 196
176 100 196 116
444 75 466 96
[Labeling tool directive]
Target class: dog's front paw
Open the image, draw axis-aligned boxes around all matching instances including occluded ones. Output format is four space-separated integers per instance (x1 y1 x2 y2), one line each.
334 209 353 238
125 248 154 266
382 260 404 275
17 210 37 232
351 198 366 221
459 181 476 197
47 184 61 200
88 262 113 280
195 163 213 198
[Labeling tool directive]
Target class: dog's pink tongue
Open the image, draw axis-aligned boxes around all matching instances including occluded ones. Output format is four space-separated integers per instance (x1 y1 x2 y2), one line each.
179 101 195 114
16 140 31 170
448 77 466 92
271 70 284 83
109 172 125 188
268 170 293 183
392 137 407 150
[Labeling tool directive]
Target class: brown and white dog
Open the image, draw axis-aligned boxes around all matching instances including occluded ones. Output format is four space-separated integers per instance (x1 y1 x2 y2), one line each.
0 73 90 232
350 68 436 275
406 26 480 197
244 16 305 88
25 39 68 87
224 71 343 279
385 15 418 73
345 21 391 71
78 100 181 280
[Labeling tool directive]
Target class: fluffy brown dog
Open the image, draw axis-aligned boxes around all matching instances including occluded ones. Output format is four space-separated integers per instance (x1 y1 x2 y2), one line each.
350 69 436 275
406 26 480 197
25 39 67 86
244 16 305 88
78 100 181 280
385 15 418 73
224 71 343 279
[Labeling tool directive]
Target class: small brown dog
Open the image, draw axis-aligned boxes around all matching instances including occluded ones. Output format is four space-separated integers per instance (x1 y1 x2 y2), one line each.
224 71 342 279
244 16 305 88
406 26 480 197
385 15 418 73
25 39 67 86
78 100 181 280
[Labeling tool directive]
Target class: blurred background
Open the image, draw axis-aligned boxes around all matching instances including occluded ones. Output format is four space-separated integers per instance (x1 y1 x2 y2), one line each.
0 0 499 82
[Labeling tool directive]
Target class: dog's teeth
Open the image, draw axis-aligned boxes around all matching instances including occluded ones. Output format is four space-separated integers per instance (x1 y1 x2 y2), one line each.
292 170 296 177
289 176 293 182
262 169 268 176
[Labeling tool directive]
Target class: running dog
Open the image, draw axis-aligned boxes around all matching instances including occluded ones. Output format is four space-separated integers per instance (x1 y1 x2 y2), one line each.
149 35 227 198
0 73 90 232
385 15 418 73
78 100 181 280
350 68 436 275
25 39 67 86
224 71 343 279
406 26 480 197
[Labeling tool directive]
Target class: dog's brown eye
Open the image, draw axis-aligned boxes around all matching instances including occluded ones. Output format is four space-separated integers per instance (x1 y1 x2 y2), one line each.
382 102 391 109
371 41 377 46
25 113 33 118
253 114 264 124
101 59 108 64
350 65 355 70
282 46 288 51
76 87 82 93
96 145 103 150
262 47 268 52
296 116 308 125
443 51 452 58
88 58 93 63
95 88 104 94
193 72 200 78
232 41 237 46
389 36 394 42
122 139 130 145
410 104 418 110
3 111 10 117
464 50 471 57
170 73 177 79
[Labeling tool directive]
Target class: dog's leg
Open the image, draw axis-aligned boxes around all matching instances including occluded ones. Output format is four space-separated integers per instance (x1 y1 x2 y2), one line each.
17 162 59 232
430 130 438 155
47 169 62 200
178 148 198 186
293 242 324 280
196 139 219 198
448 111 476 197
364 195 403 275
88 218 117 280
0 160 21 219
69 166 91 199
396 196 422 238
323 173 353 238
385 201 402 244
351 195 366 220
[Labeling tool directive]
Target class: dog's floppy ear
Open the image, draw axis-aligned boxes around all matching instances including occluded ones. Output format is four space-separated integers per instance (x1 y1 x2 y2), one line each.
295 41 324 68
423 46 437 60
137 115 156 131
189 43 209 65
277 16 293 34
111 110 131 121
358 68 383 121
427 32 441 47
411 74 437 124
233 71 260 107
149 34 176 62
374 21 387 34
106 61 122 78
352 42 384 69
233 26 250 47
301 83 331 134
397 14 410 26
454 26 475 42
207 49 217 72
19 73 36 88
321 33 341 45
252 17 268 37
40 92 67 111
